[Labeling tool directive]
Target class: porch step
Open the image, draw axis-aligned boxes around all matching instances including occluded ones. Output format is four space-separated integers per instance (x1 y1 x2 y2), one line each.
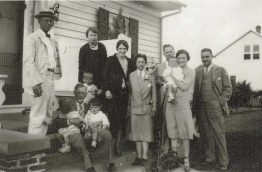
46 149 137 171
0 129 50 155
0 112 28 132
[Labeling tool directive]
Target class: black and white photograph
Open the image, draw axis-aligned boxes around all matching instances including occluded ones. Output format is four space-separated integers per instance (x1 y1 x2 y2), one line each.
0 0 261 172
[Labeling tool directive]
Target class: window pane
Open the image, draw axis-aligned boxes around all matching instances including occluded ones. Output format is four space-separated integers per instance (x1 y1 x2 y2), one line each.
253 53 260 59
244 45 250 52
244 54 251 60
253 45 259 52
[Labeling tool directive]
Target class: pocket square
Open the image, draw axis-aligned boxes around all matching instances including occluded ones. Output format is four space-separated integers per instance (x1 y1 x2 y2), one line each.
217 77 222 80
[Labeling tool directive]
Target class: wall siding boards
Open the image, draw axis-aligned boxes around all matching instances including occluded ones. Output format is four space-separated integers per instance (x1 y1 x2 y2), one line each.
55 0 161 63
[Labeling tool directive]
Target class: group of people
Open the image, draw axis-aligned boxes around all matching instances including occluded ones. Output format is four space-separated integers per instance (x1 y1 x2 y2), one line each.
156 45 232 172
24 10 232 172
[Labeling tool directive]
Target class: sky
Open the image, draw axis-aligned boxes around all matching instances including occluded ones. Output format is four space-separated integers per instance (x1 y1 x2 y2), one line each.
162 0 262 67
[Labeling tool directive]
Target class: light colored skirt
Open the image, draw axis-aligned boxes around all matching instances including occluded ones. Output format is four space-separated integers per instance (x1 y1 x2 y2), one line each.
130 114 153 142
166 104 194 139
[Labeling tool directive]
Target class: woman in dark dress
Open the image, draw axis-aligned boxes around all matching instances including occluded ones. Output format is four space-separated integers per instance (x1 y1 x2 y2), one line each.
78 27 107 89
104 40 135 155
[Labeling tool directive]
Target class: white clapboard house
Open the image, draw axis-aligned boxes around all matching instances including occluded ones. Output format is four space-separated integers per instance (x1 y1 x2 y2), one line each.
0 1 185 111
214 26 262 91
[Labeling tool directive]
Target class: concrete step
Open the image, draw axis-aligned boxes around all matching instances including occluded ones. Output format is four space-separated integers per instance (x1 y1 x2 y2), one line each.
46 148 137 171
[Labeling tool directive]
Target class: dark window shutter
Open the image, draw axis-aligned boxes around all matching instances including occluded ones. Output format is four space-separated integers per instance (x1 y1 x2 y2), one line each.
129 18 139 60
98 8 109 40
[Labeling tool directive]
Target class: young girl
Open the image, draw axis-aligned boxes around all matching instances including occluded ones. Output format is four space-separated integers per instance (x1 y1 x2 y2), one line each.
84 98 110 148
58 99 84 153
162 56 184 102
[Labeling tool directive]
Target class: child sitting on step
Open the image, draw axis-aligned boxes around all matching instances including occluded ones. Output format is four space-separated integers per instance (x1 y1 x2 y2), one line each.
83 98 110 148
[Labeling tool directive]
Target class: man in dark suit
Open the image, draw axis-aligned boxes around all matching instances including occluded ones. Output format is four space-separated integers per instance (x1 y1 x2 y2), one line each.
48 83 116 172
192 48 232 171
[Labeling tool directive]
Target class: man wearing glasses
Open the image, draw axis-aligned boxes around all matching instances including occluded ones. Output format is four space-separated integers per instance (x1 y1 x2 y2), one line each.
24 10 61 135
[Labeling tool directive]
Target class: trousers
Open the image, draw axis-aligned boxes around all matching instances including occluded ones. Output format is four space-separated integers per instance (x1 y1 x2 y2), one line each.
68 129 114 169
199 99 228 167
28 72 55 135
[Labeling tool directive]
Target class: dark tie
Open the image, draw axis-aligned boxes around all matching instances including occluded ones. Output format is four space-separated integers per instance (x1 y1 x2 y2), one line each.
46 33 50 38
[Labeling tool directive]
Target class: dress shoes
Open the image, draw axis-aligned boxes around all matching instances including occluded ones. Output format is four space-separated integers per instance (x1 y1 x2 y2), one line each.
131 158 143 166
108 163 117 172
218 165 229 171
86 167 96 172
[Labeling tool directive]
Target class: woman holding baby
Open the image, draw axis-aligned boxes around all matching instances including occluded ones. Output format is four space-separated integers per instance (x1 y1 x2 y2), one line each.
165 49 195 172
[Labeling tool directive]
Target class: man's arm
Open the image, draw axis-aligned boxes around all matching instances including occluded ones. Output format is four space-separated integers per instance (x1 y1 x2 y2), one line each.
23 35 43 96
192 69 199 118
219 67 232 105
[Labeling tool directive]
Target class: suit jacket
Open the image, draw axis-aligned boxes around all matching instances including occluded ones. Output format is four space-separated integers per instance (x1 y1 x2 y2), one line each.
103 54 135 96
192 64 232 116
154 62 168 109
129 70 157 115
23 29 61 95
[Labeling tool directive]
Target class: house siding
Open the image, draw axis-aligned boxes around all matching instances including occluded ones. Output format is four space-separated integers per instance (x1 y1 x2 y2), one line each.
54 0 161 64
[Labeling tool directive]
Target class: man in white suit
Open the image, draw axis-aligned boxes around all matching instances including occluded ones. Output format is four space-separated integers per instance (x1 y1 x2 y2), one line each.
24 11 61 135
154 44 175 154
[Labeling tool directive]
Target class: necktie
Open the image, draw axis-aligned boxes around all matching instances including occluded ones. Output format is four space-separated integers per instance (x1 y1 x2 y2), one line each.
203 67 208 74
46 33 51 38
139 71 143 78
79 103 84 117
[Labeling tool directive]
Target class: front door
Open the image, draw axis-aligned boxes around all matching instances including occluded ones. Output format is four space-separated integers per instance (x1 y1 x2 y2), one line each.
0 1 25 105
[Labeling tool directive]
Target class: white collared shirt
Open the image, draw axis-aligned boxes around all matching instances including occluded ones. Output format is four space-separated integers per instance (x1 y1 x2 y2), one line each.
38 29 56 69
137 69 145 79
165 61 169 68
203 64 213 72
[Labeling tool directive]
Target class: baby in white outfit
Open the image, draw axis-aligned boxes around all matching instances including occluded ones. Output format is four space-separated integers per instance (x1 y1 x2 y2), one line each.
162 56 184 102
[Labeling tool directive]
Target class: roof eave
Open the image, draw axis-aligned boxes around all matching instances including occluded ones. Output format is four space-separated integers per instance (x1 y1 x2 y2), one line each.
116 1 185 18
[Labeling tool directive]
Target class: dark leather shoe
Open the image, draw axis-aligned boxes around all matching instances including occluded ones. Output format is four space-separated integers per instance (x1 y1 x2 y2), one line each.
108 163 117 172
131 158 142 166
114 148 122 157
218 165 229 171
202 160 215 166
86 167 96 172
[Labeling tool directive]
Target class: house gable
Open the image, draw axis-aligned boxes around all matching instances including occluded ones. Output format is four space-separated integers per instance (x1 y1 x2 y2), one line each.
215 30 262 57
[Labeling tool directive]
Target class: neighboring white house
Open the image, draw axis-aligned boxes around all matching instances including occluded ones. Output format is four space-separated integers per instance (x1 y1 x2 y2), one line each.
214 26 262 90
0 1 185 110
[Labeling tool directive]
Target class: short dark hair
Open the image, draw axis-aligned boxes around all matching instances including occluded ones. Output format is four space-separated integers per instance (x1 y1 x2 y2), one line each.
89 98 102 107
163 44 174 51
176 49 190 61
74 83 87 95
135 54 147 64
116 40 129 50
201 48 213 56
86 27 98 37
